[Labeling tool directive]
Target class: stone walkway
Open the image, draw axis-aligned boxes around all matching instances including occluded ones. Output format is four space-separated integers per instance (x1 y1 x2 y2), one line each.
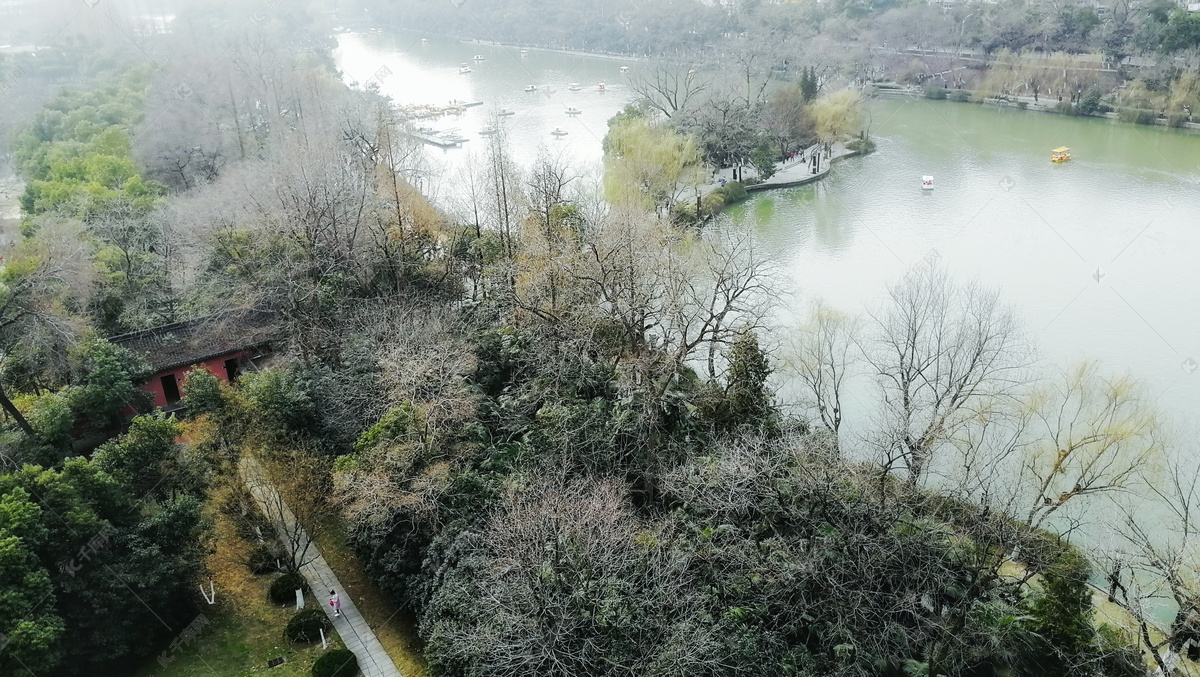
699 141 857 196
241 456 403 677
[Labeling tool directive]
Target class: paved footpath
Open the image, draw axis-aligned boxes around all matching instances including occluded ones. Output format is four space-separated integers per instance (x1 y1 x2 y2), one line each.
241 456 402 677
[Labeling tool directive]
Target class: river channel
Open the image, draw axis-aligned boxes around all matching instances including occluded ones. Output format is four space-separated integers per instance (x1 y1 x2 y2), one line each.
334 30 1200 466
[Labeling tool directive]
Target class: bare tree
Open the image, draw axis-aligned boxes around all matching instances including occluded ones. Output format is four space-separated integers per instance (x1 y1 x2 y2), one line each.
1100 447 1200 673
663 226 779 381
424 476 714 676
867 265 1028 486
240 454 326 578
1021 362 1159 529
788 302 862 446
628 58 709 119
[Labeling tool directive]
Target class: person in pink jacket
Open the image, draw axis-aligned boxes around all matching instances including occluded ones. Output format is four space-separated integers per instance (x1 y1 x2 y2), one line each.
329 590 342 617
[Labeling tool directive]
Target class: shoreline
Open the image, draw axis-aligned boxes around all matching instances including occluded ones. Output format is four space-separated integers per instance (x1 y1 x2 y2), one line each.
871 83 1200 133
380 28 644 63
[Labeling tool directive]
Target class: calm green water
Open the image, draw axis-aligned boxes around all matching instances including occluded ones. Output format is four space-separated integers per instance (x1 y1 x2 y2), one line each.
335 31 1200 455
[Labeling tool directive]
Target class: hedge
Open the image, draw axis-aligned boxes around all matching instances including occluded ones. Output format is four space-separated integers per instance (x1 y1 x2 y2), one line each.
269 572 308 605
286 608 331 643
312 649 359 677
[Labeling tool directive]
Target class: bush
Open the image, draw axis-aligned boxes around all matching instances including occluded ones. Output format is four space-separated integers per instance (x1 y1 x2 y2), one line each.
248 543 281 575
354 402 420 453
183 368 224 418
1077 89 1108 116
312 649 359 677
269 573 308 605
846 137 876 154
1168 113 1190 128
286 608 332 644
242 368 316 440
1016 101 1028 110
714 181 747 204
948 89 971 103
1117 107 1157 125
1054 100 1074 115
923 86 948 100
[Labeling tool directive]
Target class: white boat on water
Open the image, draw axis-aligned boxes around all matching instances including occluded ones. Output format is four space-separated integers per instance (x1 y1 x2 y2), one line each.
922 176 934 190
550 127 569 137
473 54 485 61
565 107 581 115
459 63 472 74
568 83 582 91
524 85 538 92
497 107 516 116
620 66 629 73
597 83 606 92
520 49 529 57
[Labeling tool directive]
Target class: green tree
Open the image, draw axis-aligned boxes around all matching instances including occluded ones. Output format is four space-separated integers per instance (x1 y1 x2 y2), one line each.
243 368 317 441
725 330 773 426
0 457 204 672
750 142 778 181
92 413 182 497
181 367 224 418
66 336 150 431
0 488 64 675
800 66 819 101
1026 549 1096 676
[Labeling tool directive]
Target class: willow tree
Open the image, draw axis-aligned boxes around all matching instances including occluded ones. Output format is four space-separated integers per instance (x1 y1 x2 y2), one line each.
1021 362 1159 529
603 115 703 219
811 88 865 144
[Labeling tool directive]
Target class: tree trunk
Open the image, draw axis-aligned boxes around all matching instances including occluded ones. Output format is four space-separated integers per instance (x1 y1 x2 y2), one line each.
0 382 35 438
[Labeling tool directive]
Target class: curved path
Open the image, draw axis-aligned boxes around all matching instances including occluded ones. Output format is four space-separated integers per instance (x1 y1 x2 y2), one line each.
240 456 402 677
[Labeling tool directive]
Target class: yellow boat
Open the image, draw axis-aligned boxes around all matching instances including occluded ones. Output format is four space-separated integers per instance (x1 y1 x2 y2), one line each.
1051 146 1071 162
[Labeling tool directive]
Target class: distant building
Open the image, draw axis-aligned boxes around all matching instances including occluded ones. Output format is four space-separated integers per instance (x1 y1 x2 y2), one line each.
110 310 276 410
0 0 44 18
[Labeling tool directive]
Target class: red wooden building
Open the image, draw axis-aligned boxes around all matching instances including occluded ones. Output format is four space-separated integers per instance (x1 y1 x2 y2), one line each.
110 310 276 410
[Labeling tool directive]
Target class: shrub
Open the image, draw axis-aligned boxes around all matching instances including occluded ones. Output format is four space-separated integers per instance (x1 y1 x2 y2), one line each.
270 573 308 605
1077 89 1108 116
1117 107 1157 125
1054 100 1074 115
286 608 332 644
354 402 421 453
715 181 747 204
1168 113 1190 128
846 137 876 154
948 89 971 103
242 368 316 440
923 86 948 100
248 543 281 575
312 649 359 677
1016 101 1028 110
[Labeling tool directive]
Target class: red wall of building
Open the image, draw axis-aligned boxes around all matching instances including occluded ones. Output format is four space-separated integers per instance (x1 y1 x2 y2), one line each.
143 350 253 408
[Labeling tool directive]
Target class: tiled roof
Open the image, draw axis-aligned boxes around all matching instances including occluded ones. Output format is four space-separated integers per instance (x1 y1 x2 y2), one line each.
109 310 277 373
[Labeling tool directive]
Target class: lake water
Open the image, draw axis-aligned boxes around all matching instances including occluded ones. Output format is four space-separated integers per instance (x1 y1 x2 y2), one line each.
334 30 1200 461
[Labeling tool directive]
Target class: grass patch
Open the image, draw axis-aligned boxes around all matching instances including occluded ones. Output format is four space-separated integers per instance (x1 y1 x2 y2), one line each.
312 513 430 677
132 485 341 677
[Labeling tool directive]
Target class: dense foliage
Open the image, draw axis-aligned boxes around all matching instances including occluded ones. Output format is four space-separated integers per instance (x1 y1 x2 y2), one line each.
2 3 1197 676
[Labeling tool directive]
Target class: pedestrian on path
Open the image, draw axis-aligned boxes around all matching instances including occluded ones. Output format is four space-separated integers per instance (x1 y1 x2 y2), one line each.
329 590 342 617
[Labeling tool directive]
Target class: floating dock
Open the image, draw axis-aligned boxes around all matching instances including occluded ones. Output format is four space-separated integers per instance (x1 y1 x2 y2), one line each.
406 129 468 148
